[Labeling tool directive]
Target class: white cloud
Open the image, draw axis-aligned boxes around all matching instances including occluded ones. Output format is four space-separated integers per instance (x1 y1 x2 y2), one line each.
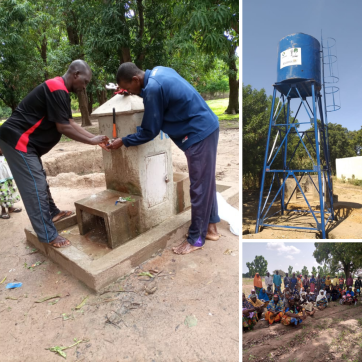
285 255 294 260
266 242 301 255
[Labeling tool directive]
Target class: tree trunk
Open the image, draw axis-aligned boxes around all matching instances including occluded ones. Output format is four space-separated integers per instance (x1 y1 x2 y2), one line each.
97 90 107 105
225 46 239 115
78 89 91 126
88 91 93 114
40 33 48 80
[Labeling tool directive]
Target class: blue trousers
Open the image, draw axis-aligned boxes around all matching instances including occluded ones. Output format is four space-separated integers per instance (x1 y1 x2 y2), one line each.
184 128 220 247
0 140 60 243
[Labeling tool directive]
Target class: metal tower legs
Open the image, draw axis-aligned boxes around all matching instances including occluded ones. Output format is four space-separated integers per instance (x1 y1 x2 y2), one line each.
255 83 334 239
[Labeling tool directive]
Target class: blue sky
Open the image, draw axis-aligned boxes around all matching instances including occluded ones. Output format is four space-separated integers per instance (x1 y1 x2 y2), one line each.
243 0 362 131
242 242 321 274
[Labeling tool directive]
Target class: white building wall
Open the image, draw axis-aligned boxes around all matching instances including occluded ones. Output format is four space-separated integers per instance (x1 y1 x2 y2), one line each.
336 156 362 179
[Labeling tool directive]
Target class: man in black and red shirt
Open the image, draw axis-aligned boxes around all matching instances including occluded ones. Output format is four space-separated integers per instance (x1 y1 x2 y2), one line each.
0 60 108 247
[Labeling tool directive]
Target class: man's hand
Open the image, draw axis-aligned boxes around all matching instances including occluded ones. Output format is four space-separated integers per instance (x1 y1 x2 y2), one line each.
89 135 109 145
98 142 110 152
107 138 123 150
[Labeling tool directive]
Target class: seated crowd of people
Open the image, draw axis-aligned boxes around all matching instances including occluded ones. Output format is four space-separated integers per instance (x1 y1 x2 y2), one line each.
242 271 362 331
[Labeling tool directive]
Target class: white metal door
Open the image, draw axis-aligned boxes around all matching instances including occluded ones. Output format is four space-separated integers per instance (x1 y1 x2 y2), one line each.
145 153 167 208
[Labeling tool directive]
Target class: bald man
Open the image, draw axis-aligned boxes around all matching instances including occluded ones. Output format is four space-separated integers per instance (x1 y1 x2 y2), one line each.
0 60 109 248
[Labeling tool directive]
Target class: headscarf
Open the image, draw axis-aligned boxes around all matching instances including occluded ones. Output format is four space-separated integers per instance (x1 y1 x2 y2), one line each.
266 295 284 313
254 273 263 288
258 289 269 301
248 296 264 308
292 286 300 298
249 289 257 298
242 298 254 309
316 290 328 304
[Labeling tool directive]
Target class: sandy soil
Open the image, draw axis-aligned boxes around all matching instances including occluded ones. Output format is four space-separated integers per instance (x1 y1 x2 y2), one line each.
242 178 362 239
242 279 362 362
0 128 239 362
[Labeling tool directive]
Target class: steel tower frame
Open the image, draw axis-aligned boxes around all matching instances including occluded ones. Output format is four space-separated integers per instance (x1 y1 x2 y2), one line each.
255 64 335 239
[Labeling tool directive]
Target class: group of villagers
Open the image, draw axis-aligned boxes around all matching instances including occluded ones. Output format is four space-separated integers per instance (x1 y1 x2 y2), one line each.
243 271 362 332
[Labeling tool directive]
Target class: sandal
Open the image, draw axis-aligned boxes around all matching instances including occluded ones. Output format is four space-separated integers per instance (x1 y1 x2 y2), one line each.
48 235 71 248
9 207 22 213
52 210 74 223
0 213 10 219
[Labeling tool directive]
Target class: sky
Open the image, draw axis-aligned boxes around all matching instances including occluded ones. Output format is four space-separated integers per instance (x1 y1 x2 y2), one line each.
242 242 321 274
242 0 362 131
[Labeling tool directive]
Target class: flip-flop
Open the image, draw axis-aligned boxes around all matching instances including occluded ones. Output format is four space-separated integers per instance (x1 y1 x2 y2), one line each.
0 213 10 219
48 236 71 248
185 232 221 241
9 207 22 213
52 210 74 222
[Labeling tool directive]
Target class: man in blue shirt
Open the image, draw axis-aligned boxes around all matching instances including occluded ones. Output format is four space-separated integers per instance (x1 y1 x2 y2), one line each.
290 273 298 290
284 272 291 290
273 271 282 292
108 63 220 255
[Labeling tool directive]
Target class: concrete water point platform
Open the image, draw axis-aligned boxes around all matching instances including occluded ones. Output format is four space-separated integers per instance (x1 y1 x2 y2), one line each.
25 181 239 292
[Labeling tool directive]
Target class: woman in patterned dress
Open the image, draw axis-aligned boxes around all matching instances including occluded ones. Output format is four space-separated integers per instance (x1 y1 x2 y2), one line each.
296 275 302 292
309 274 316 293
0 147 22 219
281 297 305 326
265 294 284 326
320 275 326 290
242 293 258 331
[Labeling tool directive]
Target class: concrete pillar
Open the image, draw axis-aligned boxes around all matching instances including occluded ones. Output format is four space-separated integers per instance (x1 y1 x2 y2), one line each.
283 177 297 202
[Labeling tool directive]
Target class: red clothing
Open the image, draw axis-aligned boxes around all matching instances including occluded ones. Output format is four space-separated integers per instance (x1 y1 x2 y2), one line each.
254 274 263 289
0 77 72 156
347 277 353 286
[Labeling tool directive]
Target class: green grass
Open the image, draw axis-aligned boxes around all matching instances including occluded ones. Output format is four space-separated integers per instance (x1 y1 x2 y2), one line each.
2 98 239 128
206 98 239 122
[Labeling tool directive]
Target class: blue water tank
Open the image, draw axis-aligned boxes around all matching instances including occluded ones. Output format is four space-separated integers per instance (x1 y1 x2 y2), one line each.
275 33 321 98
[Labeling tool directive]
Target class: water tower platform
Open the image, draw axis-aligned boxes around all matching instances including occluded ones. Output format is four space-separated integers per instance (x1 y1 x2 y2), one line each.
24 181 238 292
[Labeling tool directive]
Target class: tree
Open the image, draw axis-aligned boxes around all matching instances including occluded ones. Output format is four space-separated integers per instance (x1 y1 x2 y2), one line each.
288 265 293 275
172 0 239 114
295 270 301 277
0 0 44 111
246 255 268 277
301 266 309 277
273 269 285 277
350 127 362 156
311 266 317 276
302 122 356 175
313 243 362 280
317 266 324 276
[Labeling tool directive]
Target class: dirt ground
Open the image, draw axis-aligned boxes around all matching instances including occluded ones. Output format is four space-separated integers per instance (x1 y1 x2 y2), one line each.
0 127 239 362
242 279 362 362
242 178 362 239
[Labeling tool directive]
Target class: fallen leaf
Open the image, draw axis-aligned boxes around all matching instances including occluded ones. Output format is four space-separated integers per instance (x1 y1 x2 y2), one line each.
184 315 198 328
223 249 233 255
75 296 88 310
35 295 61 303
138 271 154 278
